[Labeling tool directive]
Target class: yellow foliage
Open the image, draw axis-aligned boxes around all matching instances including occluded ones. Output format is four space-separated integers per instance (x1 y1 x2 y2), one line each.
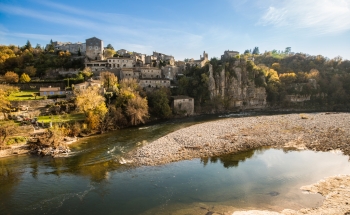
266 69 280 83
279 72 296 84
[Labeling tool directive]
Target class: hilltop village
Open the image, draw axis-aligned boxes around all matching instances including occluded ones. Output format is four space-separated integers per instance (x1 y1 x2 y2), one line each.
42 36 269 114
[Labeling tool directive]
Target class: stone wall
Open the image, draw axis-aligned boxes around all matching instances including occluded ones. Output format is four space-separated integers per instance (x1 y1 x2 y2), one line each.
14 82 66 90
10 99 56 109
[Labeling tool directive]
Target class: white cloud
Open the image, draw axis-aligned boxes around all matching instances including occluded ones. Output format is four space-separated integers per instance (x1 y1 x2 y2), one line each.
258 0 350 34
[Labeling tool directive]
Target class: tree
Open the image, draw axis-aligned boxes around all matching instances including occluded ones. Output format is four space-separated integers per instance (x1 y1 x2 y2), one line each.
104 49 116 58
23 66 36 77
19 73 31 83
4 71 19 83
279 72 296 85
252 47 260 55
75 86 106 116
147 88 172 119
81 67 93 79
0 121 20 146
106 44 114 50
244 49 251 54
285 47 291 54
78 48 82 56
100 71 118 90
125 95 149 125
25 40 32 50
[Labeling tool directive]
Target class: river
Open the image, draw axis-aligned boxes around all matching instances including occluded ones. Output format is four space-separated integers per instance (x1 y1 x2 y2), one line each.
1 113 350 214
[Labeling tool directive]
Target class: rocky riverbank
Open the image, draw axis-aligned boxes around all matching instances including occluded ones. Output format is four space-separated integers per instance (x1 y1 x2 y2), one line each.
128 112 350 166
128 112 350 214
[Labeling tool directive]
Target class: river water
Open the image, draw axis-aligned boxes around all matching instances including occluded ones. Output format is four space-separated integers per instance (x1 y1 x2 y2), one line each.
1 113 350 214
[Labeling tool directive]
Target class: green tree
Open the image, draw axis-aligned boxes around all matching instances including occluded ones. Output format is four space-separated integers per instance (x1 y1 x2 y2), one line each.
25 40 32 50
252 47 260 55
106 44 114 50
19 73 31 83
147 88 172 119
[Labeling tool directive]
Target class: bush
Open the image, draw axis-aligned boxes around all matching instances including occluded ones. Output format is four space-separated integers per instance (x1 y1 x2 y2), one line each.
6 136 26 145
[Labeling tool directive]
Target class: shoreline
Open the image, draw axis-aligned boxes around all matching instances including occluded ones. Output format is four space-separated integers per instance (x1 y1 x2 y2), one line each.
127 112 350 214
128 112 350 166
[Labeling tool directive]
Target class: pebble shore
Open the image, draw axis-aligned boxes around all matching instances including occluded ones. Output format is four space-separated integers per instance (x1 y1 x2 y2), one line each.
128 112 350 215
129 112 350 166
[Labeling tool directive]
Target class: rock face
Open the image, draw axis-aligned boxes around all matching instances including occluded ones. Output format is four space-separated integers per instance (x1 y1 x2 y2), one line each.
208 63 267 110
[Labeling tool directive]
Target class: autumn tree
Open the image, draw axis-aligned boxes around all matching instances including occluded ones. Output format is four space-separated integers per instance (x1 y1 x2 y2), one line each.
279 72 296 85
23 66 36 77
100 71 118 90
4 71 19 83
19 73 31 83
104 49 116 58
75 86 106 116
125 95 149 125
81 67 93 80
0 121 20 146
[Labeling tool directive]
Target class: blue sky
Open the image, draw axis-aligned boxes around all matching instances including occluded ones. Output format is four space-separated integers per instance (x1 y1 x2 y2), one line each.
1 0 349 61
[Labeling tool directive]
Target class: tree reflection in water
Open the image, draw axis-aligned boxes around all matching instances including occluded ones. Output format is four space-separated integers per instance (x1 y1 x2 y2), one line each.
201 147 268 168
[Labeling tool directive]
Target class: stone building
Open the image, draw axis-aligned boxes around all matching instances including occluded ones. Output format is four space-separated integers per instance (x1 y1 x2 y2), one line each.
85 60 108 74
46 41 86 55
39 87 65 96
139 79 170 89
172 96 194 116
107 57 136 68
120 68 140 80
221 50 240 61
162 65 180 80
140 67 162 79
86 37 104 60
186 51 209 68
153 52 175 65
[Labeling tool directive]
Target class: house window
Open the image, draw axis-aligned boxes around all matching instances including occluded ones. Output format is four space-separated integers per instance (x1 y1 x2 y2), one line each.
43 92 47 95
50 92 54 95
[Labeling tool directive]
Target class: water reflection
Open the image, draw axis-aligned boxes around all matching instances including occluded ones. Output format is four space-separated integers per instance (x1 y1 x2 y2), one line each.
201 148 267 168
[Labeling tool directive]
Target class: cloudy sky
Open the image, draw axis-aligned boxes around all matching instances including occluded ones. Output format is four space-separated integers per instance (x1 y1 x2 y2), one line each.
1 0 349 60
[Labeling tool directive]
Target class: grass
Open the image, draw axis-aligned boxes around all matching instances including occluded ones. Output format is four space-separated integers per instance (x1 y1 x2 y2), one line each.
37 113 86 123
8 90 44 101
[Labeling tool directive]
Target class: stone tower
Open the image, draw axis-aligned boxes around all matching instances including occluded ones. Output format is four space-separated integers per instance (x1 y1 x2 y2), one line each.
86 37 104 60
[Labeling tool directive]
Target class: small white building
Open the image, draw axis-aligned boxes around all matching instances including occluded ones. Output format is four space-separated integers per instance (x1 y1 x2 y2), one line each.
172 96 194 116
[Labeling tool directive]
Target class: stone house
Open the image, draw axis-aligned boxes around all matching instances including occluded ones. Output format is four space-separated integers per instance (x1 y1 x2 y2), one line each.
39 87 65 96
139 79 171 88
172 96 194 116
140 67 162 79
107 57 135 68
121 68 140 80
221 50 240 61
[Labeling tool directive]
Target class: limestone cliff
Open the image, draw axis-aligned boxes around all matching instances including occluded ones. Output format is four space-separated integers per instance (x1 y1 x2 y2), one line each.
208 62 267 110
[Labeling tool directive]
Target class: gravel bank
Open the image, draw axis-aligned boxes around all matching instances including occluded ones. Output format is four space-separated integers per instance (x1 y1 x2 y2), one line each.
128 112 350 166
128 112 350 215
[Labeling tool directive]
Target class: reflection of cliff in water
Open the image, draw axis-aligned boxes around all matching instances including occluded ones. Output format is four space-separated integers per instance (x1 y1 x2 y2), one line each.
201 148 267 168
